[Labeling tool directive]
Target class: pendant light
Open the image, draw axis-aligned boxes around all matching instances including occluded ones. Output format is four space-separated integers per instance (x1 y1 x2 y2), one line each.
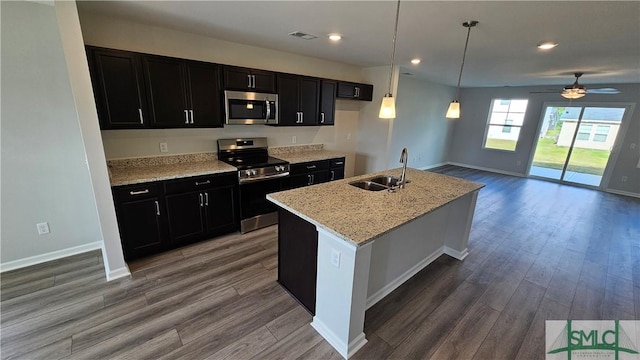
446 20 478 119
379 0 401 119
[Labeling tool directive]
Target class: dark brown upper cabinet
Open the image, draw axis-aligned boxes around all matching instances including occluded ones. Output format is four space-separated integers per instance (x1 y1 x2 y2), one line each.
277 73 320 126
337 81 373 101
87 47 149 129
143 55 223 128
223 66 276 93
319 80 337 125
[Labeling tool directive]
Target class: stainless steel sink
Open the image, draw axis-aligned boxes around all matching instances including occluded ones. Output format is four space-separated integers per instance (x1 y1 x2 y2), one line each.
349 175 410 191
349 181 388 191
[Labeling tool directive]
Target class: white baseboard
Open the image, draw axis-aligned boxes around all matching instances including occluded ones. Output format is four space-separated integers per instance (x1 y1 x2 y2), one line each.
605 188 640 199
107 266 131 281
446 162 526 178
0 241 103 273
444 246 469 260
311 318 367 359
366 246 444 309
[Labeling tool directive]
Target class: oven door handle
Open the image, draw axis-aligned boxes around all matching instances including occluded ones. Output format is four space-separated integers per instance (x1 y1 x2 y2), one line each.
239 171 289 184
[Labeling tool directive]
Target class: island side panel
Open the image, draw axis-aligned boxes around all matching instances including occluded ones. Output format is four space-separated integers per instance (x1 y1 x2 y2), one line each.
443 190 479 260
366 203 449 308
312 228 372 359
277 208 319 314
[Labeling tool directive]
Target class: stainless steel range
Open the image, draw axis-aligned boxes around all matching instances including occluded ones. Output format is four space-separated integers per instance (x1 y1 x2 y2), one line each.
217 138 289 233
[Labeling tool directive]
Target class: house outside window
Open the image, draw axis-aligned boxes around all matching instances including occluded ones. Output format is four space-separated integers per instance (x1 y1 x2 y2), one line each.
593 125 610 142
483 99 528 151
576 124 593 141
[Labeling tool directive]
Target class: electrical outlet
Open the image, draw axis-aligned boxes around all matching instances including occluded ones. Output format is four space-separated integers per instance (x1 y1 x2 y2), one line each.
37 222 50 235
159 142 168 153
622 176 628 182
331 249 341 268
292 136 297 144
630 143 637 149
347 132 352 140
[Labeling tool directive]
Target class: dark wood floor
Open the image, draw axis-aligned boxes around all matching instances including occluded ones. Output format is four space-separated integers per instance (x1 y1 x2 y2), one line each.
1 165 639 359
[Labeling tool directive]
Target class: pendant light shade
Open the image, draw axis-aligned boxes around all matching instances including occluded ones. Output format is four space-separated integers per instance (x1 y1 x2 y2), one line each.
379 0 401 119
379 94 396 118
446 20 478 119
445 100 460 118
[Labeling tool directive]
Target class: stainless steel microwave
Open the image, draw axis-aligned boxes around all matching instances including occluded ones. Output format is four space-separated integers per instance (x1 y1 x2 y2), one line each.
224 90 278 125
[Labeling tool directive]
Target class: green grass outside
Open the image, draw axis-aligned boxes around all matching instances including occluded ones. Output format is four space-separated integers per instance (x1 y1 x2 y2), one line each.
532 138 609 175
485 137 610 175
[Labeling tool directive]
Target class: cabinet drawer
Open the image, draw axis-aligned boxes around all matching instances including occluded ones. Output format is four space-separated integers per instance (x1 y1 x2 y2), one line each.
164 173 237 195
290 160 329 175
330 157 345 168
113 182 161 202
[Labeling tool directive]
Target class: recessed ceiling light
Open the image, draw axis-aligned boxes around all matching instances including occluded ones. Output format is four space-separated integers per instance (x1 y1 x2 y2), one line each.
411 58 421 65
328 34 342 41
537 41 558 50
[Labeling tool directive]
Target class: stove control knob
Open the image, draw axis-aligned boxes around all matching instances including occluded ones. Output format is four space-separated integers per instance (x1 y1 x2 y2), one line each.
251 169 257 176
245 170 252 177
275 166 282 171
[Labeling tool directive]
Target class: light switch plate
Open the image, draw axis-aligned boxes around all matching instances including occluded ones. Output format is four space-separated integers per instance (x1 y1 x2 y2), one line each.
331 249 341 268
37 222 50 235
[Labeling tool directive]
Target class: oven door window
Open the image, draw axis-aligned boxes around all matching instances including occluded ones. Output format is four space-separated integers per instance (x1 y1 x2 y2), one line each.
228 99 269 120
239 179 282 219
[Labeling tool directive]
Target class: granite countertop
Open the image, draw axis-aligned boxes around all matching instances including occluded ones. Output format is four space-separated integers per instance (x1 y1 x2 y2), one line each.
108 153 236 186
272 150 346 164
267 168 484 246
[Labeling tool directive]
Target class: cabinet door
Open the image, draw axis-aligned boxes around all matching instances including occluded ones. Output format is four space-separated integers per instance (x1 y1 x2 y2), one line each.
299 77 319 125
319 80 336 125
329 167 345 181
165 191 205 244
337 82 373 101
251 69 276 93
89 48 147 129
203 186 237 235
223 66 252 90
117 197 165 260
310 170 330 185
277 74 300 125
185 62 223 128
143 56 190 128
278 209 318 314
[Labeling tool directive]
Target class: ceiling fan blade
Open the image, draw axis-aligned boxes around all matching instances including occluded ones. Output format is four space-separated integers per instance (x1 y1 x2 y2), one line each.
529 89 559 93
586 88 620 94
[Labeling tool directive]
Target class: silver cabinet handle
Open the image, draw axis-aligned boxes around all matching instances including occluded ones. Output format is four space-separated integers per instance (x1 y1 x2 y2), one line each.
184 110 189 124
129 189 149 195
195 180 211 186
331 170 335 181
154 200 160 215
189 110 194 124
334 161 344 165
199 193 204 207
301 112 304 123
307 174 312 186
355 86 360 98
138 108 144 124
265 100 271 120
311 174 315 184
306 165 316 169
247 74 252 88
321 112 325 123
205 192 209 206
252 75 256 88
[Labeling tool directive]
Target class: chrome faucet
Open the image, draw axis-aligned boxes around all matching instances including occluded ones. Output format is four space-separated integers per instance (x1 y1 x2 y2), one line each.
399 148 408 188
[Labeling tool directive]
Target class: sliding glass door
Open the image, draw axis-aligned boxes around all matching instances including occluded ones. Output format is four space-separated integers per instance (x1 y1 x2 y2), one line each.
529 104 627 187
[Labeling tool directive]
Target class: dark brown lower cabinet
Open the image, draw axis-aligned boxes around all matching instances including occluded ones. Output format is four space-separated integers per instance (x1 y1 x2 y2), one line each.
278 208 318 314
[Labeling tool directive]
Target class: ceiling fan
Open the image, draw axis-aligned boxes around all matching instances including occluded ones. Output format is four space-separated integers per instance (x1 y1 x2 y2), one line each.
530 72 620 99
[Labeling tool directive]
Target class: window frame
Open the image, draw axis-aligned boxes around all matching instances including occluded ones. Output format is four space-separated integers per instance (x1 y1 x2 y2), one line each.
482 98 529 152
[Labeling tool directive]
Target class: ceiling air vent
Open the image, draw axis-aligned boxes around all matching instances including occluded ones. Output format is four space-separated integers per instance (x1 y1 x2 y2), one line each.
289 31 318 40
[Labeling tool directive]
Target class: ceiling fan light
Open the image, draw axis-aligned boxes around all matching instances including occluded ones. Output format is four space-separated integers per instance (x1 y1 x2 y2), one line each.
379 94 396 118
446 100 460 118
537 41 558 50
561 88 586 99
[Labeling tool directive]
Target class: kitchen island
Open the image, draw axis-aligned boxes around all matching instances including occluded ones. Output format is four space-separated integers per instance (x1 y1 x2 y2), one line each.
267 167 484 359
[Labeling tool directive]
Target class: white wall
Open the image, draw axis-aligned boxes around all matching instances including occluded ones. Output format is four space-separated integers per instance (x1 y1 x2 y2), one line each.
78 11 364 178
387 75 456 170
1 1 103 267
449 84 640 195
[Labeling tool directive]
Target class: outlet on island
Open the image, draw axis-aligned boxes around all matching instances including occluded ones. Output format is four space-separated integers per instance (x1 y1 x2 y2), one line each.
159 142 168 153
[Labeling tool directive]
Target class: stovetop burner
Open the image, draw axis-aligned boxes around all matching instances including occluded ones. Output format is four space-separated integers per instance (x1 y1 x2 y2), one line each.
217 137 290 183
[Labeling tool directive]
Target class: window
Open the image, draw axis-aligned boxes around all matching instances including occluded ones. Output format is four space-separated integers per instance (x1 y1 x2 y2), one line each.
483 99 528 151
576 124 593 141
593 125 610 142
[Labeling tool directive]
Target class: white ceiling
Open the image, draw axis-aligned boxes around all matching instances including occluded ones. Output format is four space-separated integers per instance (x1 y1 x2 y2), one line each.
77 1 640 88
